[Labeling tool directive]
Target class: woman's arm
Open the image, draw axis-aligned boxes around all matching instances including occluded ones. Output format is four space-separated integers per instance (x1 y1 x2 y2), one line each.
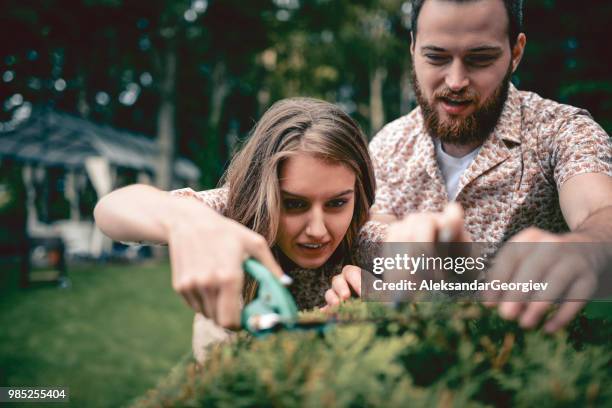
94 184 286 328
94 184 194 244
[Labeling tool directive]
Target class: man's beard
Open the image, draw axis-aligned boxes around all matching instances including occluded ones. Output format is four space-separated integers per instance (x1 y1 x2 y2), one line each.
412 64 512 146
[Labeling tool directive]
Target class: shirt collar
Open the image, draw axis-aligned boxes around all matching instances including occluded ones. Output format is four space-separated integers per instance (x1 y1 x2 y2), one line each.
493 82 522 146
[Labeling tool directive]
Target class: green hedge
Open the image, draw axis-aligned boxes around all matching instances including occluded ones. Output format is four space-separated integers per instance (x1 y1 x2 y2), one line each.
133 301 611 407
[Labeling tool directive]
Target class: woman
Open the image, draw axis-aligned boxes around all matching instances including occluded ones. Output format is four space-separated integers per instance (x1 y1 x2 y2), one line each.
94 98 383 339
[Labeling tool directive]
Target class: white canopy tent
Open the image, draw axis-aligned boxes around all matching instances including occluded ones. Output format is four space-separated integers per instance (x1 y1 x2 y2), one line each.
0 108 201 258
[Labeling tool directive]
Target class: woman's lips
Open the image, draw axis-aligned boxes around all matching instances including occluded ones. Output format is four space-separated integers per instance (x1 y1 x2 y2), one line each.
296 242 329 254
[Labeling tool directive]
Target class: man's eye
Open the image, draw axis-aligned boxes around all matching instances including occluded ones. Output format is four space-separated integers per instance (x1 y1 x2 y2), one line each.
283 199 307 210
326 199 348 208
466 55 496 66
425 55 449 65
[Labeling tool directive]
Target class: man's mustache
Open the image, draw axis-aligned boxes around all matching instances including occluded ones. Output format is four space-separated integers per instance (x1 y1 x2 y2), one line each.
434 88 479 103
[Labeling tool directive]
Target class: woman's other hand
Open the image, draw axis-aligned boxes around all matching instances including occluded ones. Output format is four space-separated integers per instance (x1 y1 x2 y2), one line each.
322 265 362 311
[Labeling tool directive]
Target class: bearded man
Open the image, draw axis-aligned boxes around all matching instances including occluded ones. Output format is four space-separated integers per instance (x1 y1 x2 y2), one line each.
364 0 612 332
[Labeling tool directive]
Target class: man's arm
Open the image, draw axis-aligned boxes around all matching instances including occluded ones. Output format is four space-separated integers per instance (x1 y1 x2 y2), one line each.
559 173 612 239
489 173 612 332
369 213 399 224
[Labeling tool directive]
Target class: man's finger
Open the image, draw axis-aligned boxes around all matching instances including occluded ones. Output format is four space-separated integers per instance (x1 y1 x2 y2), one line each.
544 301 586 333
437 202 465 242
498 301 526 321
410 214 438 242
542 272 594 332
519 301 552 329
499 249 554 307
485 244 525 304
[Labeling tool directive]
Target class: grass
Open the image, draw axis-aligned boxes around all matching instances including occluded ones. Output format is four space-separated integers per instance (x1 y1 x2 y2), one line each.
0 258 194 408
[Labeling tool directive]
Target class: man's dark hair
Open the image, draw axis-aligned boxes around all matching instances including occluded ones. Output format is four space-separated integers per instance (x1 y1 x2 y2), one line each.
410 0 524 49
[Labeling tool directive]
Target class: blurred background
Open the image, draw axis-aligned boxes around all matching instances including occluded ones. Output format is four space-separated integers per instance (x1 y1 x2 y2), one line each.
1 0 611 406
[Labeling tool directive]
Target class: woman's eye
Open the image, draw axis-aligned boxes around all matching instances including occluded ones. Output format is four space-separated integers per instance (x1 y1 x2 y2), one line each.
283 199 307 210
326 199 348 208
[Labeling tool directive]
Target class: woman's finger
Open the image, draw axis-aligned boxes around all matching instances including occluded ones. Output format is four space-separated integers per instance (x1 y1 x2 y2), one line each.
331 275 351 300
343 266 362 296
244 232 288 281
201 286 218 323
181 290 204 315
325 289 340 307
216 286 243 329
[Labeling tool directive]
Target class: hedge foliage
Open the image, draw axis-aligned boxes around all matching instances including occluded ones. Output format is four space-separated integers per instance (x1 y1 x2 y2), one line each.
133 301 611 407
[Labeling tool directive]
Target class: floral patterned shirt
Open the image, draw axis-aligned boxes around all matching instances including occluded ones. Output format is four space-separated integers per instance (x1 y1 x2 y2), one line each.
370 84 612 242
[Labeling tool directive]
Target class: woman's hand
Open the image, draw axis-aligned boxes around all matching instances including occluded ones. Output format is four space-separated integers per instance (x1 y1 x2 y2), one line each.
94 184 285 329
322 265 362 311
166 198 286 329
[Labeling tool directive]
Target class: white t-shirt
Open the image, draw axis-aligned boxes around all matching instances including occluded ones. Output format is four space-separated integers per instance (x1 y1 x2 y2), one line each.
435 140 481 201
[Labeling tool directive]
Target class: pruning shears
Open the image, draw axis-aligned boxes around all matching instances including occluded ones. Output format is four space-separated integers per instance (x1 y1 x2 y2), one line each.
242 258 344 335
241 259 399 336
241 258 300 334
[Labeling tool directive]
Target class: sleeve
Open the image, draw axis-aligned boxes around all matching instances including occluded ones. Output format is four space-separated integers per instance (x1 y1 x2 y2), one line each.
551 112 612 189
120 186 230 247
368 129 398 216
170 187 229 215
353 220 387 269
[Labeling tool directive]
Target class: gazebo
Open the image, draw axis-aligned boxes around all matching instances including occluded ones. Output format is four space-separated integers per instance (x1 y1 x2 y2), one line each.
0 108 200 258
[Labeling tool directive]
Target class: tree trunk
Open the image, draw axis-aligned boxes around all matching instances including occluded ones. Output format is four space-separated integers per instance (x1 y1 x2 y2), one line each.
200 61 231 187
400 57 416 115
76 73 90 118
155 42 177 190
208 61 230 132
369 66 387 135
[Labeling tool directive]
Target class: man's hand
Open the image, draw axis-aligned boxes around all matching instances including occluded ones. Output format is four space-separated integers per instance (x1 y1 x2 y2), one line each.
485 227 607 332
486 173 612 332
385 202 471 243
322 265 362 310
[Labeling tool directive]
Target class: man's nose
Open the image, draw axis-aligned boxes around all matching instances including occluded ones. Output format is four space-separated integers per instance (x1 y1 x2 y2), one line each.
305 208 328 239
445 60 470 92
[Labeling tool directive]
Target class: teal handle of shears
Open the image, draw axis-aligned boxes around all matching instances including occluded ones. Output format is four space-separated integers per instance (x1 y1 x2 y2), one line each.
241 259 299 333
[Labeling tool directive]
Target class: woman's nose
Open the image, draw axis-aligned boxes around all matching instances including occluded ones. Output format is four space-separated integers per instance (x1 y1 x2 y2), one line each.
305 208 328 239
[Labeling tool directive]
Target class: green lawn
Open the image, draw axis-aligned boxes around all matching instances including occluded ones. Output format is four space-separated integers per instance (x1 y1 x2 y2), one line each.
0 259 194 407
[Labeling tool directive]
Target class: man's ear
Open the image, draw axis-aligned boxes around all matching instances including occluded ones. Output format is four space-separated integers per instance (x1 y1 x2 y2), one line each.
511 33 527 73
410 31 415 57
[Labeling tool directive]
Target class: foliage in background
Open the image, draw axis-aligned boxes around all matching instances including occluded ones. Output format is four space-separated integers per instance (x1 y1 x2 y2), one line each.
2 0 610 189
133 300 612 407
